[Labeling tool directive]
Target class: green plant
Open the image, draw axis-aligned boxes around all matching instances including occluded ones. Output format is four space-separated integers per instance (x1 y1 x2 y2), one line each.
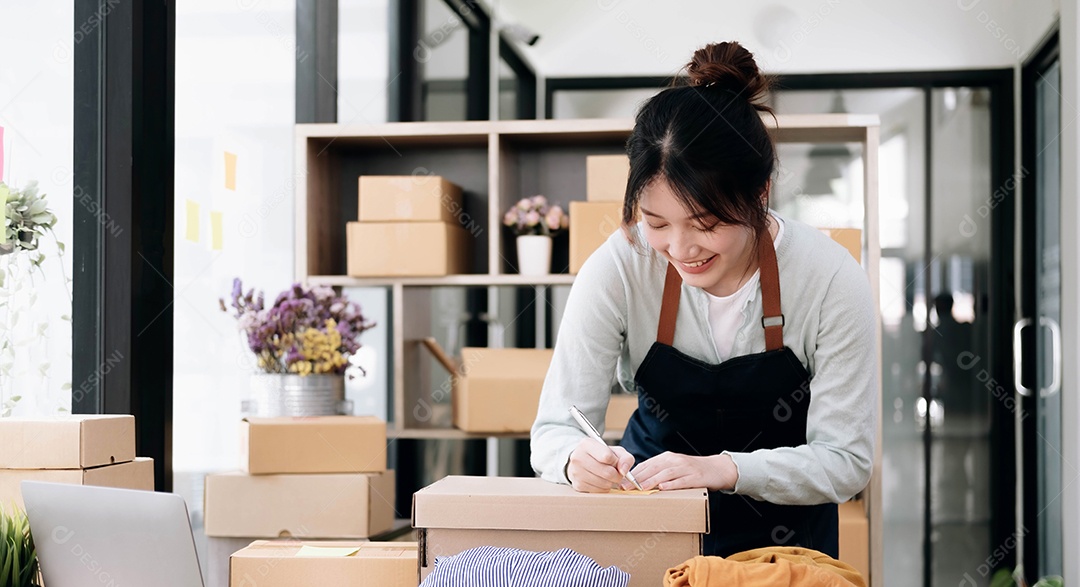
0 503 41 587
1 181 59 260
991 567 1064 587
0 180 72 416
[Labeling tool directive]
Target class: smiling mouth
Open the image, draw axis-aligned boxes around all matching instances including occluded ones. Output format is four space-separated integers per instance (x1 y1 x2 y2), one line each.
678 255 716 268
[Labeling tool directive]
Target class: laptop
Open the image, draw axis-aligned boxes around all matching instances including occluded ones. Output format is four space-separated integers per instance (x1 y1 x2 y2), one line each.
21 481 205 587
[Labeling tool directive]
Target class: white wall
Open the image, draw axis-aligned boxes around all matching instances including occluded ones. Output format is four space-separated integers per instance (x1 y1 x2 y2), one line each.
173 0 299 476
496 0 1058 76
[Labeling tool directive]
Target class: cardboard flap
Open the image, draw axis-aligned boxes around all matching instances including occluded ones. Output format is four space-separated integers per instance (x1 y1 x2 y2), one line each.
460 348 553 379
413 476 708 534
421 338 460 375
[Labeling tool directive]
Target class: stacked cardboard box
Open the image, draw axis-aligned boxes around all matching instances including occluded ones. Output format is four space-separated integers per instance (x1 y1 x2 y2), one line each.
571 155 629 273
413 475 709 587
0 415 155 509
204 416 397 587
347 175 472 276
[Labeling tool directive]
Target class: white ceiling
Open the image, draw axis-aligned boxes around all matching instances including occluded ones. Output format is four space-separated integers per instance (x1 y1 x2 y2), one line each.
489 0 1058 77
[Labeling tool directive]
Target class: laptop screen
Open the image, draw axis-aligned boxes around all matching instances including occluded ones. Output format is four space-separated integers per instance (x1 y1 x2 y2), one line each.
21 481 205 587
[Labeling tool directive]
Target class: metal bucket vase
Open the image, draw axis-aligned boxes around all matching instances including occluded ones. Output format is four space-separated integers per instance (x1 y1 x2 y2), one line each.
243 374 352 417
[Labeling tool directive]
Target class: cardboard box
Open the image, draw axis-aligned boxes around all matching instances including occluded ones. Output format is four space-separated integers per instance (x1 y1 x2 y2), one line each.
819 228 862 263
838 499 869 582
0 457 154 509
230 540 418 587
0 415 135 469
204 471 396 539
241 416 387 475
413 476 708 587
569 201 622 274
586 155 630 202
359 175 463 223
347 221 472 277
208 537 258 587
422 339 552 433
604 394 638 433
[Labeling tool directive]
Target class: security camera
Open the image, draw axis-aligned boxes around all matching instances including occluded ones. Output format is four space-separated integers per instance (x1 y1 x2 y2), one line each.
502 22 539 46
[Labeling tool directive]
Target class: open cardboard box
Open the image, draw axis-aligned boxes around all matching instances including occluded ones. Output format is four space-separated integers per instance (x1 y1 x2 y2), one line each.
229 540 418 587
422 338 553 433
413 475 708 587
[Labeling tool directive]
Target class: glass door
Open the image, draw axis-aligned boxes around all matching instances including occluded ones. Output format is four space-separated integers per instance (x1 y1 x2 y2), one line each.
1021 45 1063 581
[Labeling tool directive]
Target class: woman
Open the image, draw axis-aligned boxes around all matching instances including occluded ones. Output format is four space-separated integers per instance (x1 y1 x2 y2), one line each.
530 41 876 558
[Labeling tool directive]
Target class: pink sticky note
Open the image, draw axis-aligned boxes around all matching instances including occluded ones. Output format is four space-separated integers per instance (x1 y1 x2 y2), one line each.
0 126 5 183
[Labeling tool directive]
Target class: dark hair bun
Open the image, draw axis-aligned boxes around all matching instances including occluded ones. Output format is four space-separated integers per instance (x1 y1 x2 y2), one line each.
686 42 772 113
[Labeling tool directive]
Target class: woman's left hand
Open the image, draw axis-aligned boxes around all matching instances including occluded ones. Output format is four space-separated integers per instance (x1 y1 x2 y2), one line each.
624 451 738 492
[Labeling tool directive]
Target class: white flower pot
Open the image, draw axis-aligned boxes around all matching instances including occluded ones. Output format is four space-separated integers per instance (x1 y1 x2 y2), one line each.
516 235 552 276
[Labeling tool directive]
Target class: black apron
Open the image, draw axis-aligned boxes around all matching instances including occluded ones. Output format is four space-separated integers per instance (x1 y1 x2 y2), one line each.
620 231 839 558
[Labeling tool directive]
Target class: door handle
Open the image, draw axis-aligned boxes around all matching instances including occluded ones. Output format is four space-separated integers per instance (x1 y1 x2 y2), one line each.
1040 316 1062 398
1014 318 1033 397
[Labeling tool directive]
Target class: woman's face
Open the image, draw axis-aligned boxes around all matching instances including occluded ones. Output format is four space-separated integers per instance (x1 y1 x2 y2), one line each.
639 178 756 296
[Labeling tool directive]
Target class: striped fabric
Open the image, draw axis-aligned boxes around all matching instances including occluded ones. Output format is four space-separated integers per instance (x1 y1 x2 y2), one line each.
420 546 631 587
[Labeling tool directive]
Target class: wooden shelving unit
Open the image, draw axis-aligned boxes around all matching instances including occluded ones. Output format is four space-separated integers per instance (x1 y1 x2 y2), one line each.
295 114 882 586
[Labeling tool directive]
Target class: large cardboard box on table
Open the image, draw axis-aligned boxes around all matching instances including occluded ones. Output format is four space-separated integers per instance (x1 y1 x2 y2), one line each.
347 221 471 277
230 540 418 587
203 470 396 539
839 499 870 582
0 415 135 469
413 476 708 587
240 416 387 475
423 339 552 433
569 201 622 274
0 458 154 509
586 154 630 202
359 175 463 223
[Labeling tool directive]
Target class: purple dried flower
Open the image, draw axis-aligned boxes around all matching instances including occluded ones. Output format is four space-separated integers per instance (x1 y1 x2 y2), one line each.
221 279 376 375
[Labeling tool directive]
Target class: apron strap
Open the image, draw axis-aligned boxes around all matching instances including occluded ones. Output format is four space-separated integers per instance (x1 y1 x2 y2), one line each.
655 223 784 351
657 262 682 346
758 226 784 352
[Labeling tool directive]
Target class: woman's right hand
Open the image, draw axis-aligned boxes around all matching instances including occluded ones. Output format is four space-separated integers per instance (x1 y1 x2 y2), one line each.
567 436 636 493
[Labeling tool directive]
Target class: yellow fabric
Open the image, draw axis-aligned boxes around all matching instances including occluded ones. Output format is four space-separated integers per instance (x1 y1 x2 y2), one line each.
664 547 865 587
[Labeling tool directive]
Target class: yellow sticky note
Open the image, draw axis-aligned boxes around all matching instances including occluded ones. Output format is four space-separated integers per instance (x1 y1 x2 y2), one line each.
224 152 237 191
608 488 660 495
296 545 362 558
185 199 199 242
210 211 223 250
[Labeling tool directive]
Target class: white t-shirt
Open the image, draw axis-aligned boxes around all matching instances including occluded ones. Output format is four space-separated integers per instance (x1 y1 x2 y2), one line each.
705 216 785 362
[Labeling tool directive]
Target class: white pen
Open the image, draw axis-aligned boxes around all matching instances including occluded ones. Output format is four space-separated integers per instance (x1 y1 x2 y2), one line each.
569 405 644 491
